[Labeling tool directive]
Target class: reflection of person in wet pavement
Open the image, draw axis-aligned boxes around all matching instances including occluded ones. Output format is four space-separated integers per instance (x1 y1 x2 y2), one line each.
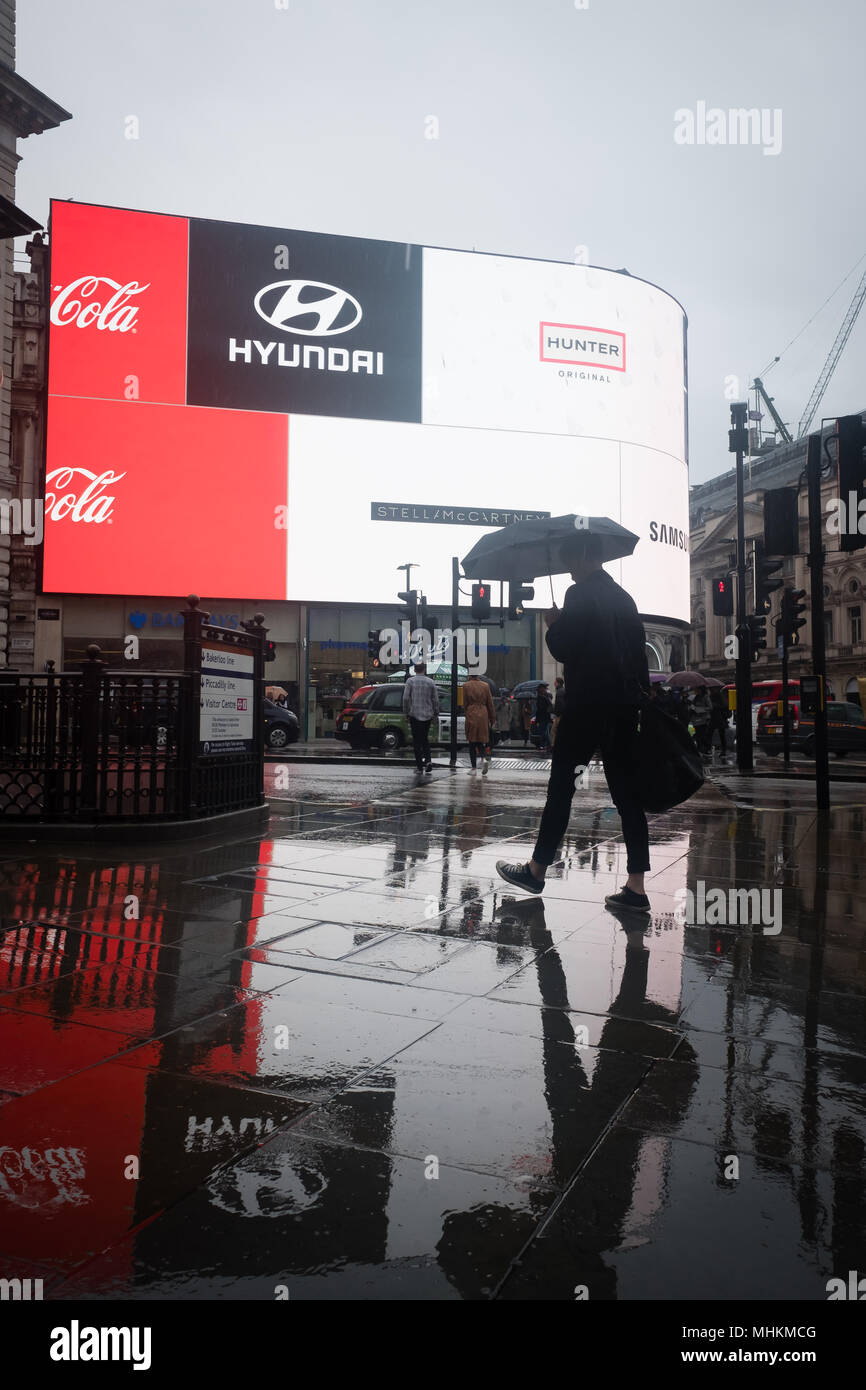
436 897 696 1299
497 532 652 912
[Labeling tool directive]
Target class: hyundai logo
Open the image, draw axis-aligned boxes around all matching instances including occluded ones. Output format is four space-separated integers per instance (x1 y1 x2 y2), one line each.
253 279 362 336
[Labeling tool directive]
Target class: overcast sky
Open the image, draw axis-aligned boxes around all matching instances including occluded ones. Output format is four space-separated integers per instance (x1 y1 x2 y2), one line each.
15 0 866 485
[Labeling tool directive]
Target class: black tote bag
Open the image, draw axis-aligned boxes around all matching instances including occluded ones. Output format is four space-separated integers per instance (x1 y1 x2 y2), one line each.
634 700 705 813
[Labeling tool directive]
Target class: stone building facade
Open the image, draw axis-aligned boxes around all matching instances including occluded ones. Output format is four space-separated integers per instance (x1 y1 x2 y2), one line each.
688 418 866 703
0 0 70 666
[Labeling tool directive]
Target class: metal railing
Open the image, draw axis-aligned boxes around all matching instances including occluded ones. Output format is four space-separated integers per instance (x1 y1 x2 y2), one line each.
0 598 268 824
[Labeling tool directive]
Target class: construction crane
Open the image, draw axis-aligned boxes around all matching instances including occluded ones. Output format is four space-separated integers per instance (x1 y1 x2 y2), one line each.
797 263 866 437
752 377 793 445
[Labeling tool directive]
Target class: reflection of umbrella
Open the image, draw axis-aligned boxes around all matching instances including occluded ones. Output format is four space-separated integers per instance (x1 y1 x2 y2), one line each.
265 685 288 699
462 514 639 582
666 671 724 689
511 679 546 694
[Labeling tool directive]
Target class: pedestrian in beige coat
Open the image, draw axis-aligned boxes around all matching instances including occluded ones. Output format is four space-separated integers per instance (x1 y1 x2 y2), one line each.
463 675 496 773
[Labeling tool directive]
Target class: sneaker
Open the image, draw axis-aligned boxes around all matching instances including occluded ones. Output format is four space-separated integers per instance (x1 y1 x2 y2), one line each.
425 762 433 773
482 758 490 776
604 886 650 913
495 861 544 895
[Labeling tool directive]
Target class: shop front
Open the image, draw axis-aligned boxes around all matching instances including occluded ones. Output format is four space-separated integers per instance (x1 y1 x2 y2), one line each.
307 604 537 738
40 595 303 715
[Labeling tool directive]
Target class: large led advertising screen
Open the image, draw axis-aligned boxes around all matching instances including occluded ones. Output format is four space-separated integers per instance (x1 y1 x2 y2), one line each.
43 201 689 619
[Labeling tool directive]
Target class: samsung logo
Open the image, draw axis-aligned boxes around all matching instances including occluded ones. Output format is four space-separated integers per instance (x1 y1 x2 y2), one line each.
649 520 688 550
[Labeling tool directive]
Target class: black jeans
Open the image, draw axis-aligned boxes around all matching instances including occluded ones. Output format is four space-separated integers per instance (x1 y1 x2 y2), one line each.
409 717 432 769
533 704 650 873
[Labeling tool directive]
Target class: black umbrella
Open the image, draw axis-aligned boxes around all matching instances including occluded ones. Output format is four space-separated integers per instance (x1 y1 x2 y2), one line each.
461 513 639 582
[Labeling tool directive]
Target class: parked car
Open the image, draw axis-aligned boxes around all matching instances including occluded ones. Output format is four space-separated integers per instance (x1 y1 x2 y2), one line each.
263 697 300 749
335 683 466 751
756 699 866 758
110 679 179 750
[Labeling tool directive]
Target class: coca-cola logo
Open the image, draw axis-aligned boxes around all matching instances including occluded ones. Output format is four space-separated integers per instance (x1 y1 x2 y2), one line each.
50 276 149 332
45 467 126 523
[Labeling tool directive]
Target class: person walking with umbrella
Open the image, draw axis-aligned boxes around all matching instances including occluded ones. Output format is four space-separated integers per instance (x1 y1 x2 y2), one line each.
463 673 496 774
535 682 553 750
492 530 653 912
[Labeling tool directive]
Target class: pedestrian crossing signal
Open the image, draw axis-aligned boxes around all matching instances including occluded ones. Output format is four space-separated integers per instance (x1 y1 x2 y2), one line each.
712 576 733 616
508 580 534 619
471 583 491 619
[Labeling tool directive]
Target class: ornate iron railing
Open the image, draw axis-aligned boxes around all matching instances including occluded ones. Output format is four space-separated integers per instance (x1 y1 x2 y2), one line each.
0 597 268 824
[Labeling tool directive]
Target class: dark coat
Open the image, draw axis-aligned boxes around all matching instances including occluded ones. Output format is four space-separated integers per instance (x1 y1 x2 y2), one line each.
463 677 496 742
545 569 650 709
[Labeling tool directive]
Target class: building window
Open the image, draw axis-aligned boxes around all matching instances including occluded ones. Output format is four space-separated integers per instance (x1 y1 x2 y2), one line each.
698 630 706 659
850 606 862 643
824 611 834 646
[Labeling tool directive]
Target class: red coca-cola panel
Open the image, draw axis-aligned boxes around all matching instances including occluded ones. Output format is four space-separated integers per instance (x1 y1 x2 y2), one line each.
42 396 288 597
48 201 188 405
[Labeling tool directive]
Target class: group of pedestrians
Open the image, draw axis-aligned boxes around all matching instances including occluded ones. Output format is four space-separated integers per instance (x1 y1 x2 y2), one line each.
401 661 500 776
654 684 730 758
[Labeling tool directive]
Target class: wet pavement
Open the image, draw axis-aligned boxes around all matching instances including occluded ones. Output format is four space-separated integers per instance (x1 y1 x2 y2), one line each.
1 760 864 1301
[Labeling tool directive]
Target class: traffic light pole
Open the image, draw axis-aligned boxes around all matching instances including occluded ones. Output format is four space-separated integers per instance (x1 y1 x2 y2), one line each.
450 556 459 770
781 630 791 767
731 403 753 772
806 432 830 810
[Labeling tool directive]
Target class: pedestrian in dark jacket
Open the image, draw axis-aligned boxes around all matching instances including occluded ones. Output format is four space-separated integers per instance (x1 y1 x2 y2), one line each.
497 532 652 912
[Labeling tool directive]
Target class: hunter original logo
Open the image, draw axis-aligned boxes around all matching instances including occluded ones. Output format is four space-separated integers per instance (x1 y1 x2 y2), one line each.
540 322 626 373
50 276 149 332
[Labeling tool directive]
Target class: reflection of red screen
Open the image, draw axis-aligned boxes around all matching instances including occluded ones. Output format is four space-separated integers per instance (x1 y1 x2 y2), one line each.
43 397 288 597
49 203 188 405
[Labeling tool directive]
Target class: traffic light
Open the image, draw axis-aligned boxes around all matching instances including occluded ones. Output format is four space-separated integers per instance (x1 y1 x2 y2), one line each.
417 597 437 637
763 487 799 556
367 629 382 668
264 640 276 663
471 583 491 620
508 580 534 620
712 575 734 617
779 587 807 644
397 589 418 625
744 613 767 660
753 540 784 614
836 413 866 553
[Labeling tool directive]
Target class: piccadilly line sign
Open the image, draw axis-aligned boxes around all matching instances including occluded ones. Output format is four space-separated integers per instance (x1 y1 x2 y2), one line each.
371 503 551 526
